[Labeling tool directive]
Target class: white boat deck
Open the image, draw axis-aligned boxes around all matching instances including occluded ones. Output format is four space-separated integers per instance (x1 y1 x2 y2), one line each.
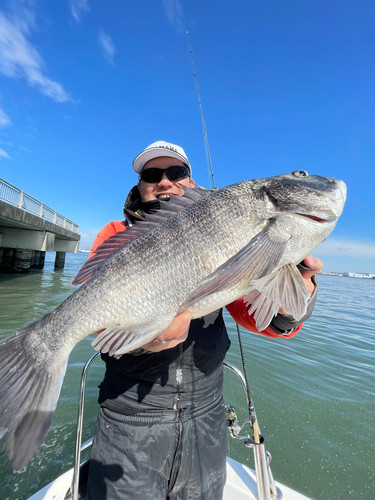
28 457 312 500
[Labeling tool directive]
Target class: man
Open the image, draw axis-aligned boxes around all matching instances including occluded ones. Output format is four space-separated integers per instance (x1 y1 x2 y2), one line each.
85 141 322 500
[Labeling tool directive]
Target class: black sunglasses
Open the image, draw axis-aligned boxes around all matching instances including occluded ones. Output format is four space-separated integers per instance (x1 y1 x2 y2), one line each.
139 165 190 183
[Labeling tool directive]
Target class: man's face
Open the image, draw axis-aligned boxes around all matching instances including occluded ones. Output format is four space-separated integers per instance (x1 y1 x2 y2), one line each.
138 156 194 201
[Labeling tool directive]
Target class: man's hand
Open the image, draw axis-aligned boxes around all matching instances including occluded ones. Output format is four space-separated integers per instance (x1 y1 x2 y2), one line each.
142 311 192 352
278 255 323 315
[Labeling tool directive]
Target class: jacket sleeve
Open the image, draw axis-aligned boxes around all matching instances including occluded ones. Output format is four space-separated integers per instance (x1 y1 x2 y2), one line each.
225 299 304 339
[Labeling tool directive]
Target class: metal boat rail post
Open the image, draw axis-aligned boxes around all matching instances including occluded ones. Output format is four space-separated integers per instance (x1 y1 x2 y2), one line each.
224 360 281 500
71 351 101 500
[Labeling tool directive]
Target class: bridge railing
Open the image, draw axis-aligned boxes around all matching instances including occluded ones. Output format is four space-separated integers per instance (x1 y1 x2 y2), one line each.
0 177 80 234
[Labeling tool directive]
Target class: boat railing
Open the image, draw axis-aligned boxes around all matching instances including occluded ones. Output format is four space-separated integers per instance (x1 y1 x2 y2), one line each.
72 351 101 500
71 353 281 500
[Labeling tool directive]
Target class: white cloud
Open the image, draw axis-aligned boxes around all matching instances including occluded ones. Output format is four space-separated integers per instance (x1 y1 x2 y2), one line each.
0 108 12 128
70 0 90 23
79 228 101 250
0 12 72 103
314 238 375 259
98 31 116 65
162 0 184 32
0 148 11 159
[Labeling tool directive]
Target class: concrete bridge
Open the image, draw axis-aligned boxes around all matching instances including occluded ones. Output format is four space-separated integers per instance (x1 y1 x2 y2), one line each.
0 177 81 272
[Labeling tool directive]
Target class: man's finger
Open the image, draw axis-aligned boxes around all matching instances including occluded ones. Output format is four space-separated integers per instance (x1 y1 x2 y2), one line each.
299 256 323 280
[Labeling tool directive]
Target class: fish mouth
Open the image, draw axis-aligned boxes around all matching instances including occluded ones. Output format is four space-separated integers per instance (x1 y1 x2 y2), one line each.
293 210 337 223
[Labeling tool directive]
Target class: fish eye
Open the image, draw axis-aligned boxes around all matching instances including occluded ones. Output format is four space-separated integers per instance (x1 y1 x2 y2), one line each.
292 170 309 178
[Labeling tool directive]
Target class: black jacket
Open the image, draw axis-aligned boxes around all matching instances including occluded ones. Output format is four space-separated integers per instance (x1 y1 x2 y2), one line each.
99 309 230 414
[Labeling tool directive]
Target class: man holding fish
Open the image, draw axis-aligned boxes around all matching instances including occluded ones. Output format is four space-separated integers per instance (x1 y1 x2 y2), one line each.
85 141 323 500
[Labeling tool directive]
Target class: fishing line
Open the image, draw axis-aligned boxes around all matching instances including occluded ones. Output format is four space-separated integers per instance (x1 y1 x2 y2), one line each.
236 323 261 444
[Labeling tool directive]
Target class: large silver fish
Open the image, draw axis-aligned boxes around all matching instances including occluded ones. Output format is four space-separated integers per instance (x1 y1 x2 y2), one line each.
0 171 346 469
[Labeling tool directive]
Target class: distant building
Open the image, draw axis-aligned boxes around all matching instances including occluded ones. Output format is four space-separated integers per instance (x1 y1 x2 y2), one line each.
324 272 373 279
345 272 373 279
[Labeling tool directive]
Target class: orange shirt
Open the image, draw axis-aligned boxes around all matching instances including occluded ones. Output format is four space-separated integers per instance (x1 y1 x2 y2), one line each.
90 220 302 339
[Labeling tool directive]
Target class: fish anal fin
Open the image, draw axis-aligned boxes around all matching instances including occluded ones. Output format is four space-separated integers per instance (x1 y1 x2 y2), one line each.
91 328 158 359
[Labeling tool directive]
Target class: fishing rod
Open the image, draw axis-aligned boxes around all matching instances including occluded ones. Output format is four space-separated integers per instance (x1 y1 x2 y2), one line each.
185 31 262 442
186 31 216 189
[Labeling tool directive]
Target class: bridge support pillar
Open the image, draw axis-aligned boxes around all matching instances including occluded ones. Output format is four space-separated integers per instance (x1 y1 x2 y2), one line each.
0 248 13 270
55 251 66 269
13 250 33 273
31 250 45 269
39 251 46 269
32 250 39 268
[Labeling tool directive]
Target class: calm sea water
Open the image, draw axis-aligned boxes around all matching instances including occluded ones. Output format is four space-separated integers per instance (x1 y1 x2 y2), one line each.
0 252 374 499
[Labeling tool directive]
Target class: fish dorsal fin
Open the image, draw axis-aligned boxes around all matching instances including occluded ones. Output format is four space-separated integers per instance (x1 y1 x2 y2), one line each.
181 183 214 200
73 226 156 285
179 218 291 313
73 184 210 285
244 262 311 331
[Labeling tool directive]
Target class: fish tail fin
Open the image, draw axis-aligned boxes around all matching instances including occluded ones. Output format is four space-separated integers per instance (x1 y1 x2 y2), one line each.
0 324 67 470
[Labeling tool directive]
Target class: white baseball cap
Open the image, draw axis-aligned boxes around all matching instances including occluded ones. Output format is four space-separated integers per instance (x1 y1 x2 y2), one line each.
132 141 192 175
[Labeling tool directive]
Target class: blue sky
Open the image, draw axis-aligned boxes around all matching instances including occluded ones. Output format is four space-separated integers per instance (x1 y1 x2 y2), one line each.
0 0 374 273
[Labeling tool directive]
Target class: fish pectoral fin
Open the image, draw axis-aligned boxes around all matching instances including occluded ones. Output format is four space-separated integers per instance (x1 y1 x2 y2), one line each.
246 262 311 330
179 219 291 312
91 328 158 358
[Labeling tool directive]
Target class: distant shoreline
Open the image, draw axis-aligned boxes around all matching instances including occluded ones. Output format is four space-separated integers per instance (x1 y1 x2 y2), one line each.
318 271 375 279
